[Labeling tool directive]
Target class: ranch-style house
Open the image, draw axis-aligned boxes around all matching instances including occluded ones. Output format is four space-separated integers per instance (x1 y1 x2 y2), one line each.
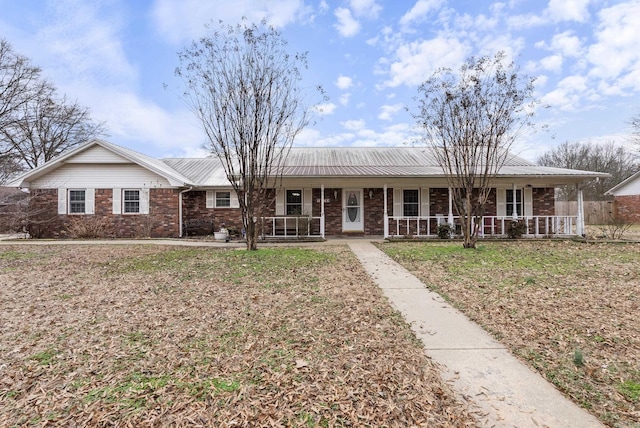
9 139 609 239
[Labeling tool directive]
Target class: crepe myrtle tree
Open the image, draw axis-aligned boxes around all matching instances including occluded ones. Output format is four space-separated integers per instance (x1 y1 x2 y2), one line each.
175 20 318 250
413 52 538 249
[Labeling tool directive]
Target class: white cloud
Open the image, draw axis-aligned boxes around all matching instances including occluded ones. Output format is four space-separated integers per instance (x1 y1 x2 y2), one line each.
151 0 307 44
540 75 589 111
314 103 337 115
540 54 563 73
342 119 366 131
334 7 360 37
399 0 443 27
546 0 591 23
349 0 382 19
383 37 470 88
547 31 583 57
335 75 354 90
587 2 640 82
339 93 352 106
378 103 404 121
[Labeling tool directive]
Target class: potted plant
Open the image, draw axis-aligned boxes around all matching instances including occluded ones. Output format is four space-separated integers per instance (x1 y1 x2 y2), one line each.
214 224 229 241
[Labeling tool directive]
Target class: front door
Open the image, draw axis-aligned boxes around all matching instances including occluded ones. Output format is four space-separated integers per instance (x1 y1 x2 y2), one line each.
343 189 363 232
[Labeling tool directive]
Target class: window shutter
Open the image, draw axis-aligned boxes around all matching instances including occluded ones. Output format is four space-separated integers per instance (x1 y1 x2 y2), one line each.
206 191 214 208
496 188 506 217
420 188 429 217
393 188 402 217
524 187 533 217
275 189 285 216
140 189 150 214
112 188 121 214
58 188 67 215
230 191 240 208
303 188 313 216
85 188 95 214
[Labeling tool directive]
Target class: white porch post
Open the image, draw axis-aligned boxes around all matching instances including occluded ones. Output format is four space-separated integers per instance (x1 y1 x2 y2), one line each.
383 184 389 237
320 184 325 238
447 188 454 225
576 185 585 236
512 183 519 220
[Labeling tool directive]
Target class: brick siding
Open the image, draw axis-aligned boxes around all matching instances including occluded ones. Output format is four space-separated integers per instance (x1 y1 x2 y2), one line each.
614 195 640 223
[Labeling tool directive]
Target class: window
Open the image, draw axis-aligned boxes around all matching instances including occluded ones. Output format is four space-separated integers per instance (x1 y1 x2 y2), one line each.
123 190 140 214
286 190 302 215
68 190 86 214
215 191 231 208
506 189 522 217
403 189 419 216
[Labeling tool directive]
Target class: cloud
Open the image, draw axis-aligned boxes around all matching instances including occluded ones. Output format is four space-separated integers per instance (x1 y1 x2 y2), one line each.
334 7 360 37
339 93 352 106
587 1 640 82
342 119 366 131
151 0 307 44
382 37 470 88
335 75 354 90
378 103 404 121
540 75 589 110
314 103 338 115
545 0 591 23
349 0 382 19
399 0 444 27
540 54 563 73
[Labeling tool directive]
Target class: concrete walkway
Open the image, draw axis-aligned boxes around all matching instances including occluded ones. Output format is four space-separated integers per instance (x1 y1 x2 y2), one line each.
347 240 603 428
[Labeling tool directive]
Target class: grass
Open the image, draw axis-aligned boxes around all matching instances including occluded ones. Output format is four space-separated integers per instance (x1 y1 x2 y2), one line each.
378 240 640 428
0 244 471 427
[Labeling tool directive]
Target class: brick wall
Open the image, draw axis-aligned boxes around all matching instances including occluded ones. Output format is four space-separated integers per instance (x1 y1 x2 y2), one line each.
28 188 181 238
533 188 555 215
614 195 640 223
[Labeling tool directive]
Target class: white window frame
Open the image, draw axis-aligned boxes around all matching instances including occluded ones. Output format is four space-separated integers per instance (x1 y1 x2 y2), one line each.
58 188 94 215
123 189 141 214
402 189 419 217
286 189 302 216
68 189 86 215
215 191 231 208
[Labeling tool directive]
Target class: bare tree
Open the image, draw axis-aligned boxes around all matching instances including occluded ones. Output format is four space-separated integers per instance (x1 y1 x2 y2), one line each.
537 141 637 200
175 21 315 250
631 113 640 155
1 86 105 169
413 52 536 248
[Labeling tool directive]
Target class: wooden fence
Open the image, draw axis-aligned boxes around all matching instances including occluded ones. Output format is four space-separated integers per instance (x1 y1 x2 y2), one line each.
555 201 614 225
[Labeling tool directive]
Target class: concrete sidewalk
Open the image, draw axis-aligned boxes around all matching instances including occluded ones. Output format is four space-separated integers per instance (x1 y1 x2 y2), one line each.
347 240 603 428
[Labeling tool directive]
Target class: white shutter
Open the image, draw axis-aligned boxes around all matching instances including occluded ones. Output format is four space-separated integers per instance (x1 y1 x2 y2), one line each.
496 188 506 217
393 188 402 217
420 188 429 217
206 191 214 208
303 188 313 216
58 188 67 214
524 187 533 217
230 191 240 208
140 189 150 214
275 189 285 216
112 188 121 214
85 188 95 214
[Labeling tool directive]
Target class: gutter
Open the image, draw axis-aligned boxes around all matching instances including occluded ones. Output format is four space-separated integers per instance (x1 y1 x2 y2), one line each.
178 186 193 238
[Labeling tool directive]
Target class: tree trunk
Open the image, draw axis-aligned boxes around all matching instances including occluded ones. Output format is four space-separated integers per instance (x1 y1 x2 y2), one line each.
244 215 258 251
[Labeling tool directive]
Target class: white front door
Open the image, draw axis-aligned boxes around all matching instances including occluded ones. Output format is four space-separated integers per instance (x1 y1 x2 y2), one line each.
343 189 364 231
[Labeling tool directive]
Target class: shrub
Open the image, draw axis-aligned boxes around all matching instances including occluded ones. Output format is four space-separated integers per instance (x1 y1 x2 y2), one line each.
437 223 454 239
65 216 110 239
507 220 527 239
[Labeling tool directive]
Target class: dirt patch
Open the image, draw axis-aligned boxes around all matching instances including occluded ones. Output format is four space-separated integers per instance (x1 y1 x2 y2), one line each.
379 240 640 427
0 244 474 427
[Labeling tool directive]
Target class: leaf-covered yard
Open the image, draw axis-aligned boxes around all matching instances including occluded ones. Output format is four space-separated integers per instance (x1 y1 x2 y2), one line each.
379 240 640 428
0 244 473 427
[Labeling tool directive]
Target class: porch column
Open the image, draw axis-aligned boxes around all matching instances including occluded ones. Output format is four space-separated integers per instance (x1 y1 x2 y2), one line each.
447 188 454 225
512 183 519 220
383 184 389 237
576 186 585 236
320 184 325 238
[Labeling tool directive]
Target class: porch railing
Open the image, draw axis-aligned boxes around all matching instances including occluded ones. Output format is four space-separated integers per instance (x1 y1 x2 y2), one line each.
260 216 324 238
387 215 578 238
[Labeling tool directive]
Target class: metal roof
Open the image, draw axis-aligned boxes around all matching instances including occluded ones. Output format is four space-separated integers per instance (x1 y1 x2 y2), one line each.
162 158 228 187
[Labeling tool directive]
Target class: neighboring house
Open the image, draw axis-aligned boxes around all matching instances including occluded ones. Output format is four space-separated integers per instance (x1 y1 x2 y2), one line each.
8 139 608 239
605 170 640 223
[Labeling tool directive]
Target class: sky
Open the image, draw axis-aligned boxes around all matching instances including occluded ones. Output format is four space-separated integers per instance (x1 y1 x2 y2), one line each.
1 0 639 163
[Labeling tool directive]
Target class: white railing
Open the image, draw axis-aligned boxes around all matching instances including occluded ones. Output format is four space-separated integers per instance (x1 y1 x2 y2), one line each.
387 215 578 238
260 216 324 238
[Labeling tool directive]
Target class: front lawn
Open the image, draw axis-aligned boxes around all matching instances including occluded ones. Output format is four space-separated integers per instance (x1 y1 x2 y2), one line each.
0 244 473 427
379 240 640 428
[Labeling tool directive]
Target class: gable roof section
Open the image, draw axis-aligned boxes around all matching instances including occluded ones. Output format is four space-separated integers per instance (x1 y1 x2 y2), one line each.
9 139 193 188
605 170 640 196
